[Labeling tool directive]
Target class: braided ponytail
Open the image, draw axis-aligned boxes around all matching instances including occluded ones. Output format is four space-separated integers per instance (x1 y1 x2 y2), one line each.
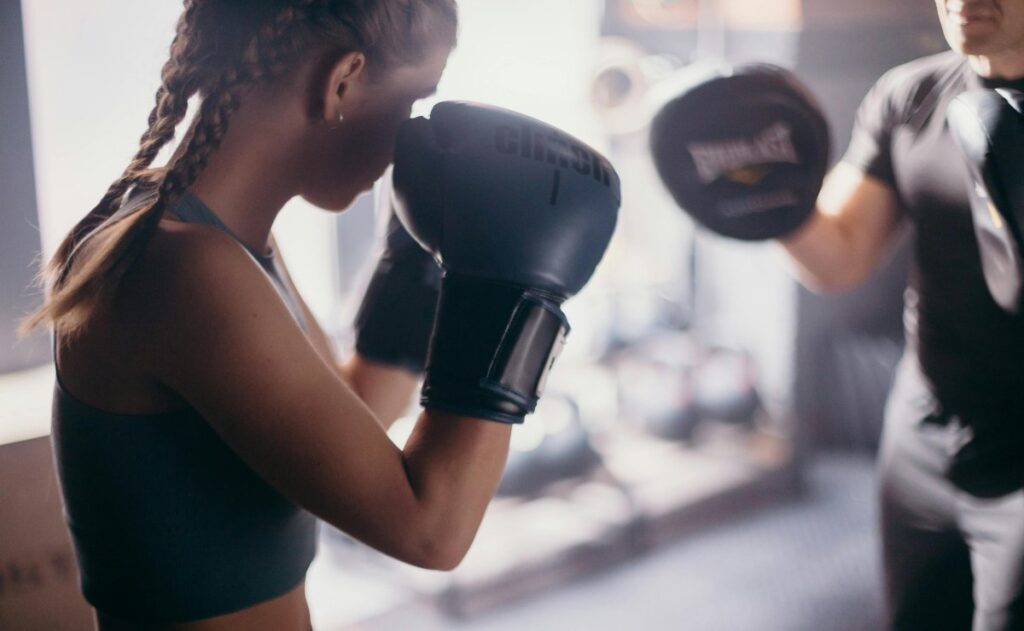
24 0 457 336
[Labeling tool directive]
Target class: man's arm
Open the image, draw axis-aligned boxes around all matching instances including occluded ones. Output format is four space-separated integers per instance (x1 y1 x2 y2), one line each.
781 162 906 294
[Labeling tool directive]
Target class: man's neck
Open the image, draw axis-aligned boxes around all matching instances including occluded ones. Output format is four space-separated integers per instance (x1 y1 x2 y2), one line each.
967 49 1024 80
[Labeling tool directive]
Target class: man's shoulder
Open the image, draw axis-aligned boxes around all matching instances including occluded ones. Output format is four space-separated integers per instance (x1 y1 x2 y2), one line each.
868 51 966 120
884 50 965 88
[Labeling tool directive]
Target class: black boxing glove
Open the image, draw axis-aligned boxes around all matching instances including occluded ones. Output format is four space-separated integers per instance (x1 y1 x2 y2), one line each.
946 88 1024 314
353 167 442 373
650 62 831 241
393 101 620 423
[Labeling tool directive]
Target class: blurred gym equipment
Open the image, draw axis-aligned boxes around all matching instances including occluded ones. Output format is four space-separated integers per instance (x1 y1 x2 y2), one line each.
606 326 764 443
497 394 604 498
610 331 699 441
590 37 679 138
692 347 761 428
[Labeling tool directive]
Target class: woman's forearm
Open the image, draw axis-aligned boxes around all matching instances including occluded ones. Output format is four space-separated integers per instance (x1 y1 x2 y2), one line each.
339 354 421 430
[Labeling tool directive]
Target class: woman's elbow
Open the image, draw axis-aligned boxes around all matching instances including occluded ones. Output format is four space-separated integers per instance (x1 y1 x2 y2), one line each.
401 533 470 571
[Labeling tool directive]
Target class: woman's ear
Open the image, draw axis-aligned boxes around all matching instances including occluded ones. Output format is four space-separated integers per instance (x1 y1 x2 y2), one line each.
322 51 367 123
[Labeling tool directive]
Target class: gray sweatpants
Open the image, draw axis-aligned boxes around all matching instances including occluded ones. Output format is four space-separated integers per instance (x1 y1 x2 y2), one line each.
878 355 1024 631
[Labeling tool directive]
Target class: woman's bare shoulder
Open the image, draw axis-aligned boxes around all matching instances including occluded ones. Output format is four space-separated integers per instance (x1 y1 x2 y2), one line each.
131 219 260 300
117 218 276 347
145 218 251 276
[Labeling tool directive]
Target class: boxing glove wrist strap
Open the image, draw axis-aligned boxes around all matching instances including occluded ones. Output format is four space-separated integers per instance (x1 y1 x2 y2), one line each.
421 274 570 424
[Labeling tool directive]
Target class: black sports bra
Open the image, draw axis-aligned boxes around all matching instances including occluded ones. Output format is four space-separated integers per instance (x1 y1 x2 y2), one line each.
51 192 317 622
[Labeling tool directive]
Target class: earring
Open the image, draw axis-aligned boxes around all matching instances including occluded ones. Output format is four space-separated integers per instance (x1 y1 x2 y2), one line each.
337 112 345 123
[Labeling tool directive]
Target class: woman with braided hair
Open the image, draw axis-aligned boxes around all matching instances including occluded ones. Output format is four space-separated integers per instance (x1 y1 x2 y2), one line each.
18 1 513 629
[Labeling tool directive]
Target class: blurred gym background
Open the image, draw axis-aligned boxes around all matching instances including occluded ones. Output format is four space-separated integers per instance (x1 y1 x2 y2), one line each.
0 0 945 629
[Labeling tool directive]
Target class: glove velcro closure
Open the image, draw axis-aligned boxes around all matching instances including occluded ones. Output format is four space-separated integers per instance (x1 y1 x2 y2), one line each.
421 274 570 424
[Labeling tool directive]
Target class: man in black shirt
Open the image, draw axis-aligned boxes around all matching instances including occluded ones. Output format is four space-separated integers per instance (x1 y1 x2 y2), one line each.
782 2 1024 628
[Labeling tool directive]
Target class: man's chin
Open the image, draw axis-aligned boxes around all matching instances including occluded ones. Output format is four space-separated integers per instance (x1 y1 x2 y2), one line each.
947 22 1002 54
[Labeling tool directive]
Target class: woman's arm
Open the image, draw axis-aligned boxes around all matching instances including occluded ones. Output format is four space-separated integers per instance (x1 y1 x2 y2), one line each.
138 224 507 570
337 356 419 429
271 240 419 429
780 163 906 294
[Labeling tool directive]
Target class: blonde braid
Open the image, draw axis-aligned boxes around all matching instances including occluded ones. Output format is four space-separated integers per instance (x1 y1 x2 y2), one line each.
111 0 325 267
25 0 459 336
55 0 205 269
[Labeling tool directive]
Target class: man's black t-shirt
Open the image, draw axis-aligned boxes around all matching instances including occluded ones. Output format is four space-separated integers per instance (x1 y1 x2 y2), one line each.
843 51 1024 419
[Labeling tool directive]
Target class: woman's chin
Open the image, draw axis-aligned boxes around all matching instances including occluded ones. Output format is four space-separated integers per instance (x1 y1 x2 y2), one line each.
301 169 384 212
300 191 358 213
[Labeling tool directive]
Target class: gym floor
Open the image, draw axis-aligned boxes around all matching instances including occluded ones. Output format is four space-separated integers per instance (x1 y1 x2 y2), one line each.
343 453 884 631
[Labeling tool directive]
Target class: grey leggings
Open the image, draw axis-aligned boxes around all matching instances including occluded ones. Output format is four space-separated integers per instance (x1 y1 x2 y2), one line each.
878 356 1024 631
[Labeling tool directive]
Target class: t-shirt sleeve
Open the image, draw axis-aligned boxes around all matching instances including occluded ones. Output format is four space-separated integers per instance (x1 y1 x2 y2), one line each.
841 69 903 188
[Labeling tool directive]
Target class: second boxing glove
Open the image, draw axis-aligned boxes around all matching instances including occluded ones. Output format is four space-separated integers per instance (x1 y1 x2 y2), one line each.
392 101 620 423
353 167 441 373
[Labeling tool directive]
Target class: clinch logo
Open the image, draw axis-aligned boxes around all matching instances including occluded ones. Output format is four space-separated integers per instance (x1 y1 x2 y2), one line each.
494 125 614 190
687 122 799 184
